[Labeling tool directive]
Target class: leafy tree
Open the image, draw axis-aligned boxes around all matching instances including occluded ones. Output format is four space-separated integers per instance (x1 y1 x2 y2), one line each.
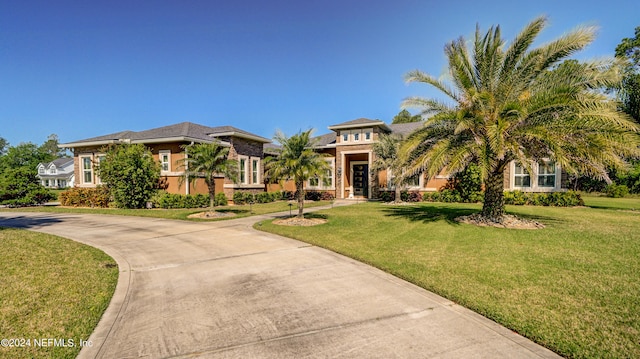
39 134 67 158
0 142 54 173
400 16 640 221
0 137 8 156
96 143 160 209
0 167 54 206
391 109 422 124
178 142 238 210
371 133 403 201
265 129 330 218
615 26 640 123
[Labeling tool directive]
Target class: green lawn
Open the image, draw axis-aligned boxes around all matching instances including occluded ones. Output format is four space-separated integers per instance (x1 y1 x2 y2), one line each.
0 200 331 221
256 200 640 359
0 228 118 359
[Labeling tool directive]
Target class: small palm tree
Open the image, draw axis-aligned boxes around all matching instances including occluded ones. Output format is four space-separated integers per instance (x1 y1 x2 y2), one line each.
264 129 330 218
400 16 640 221
371 133 404 201
178 142 238 211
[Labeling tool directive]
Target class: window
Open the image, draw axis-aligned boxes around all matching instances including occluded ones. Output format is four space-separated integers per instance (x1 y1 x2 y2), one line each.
159 150 171 172
95 155 106 184
406 174 420 187
81 156 93 184
50 168 56 174
342 132 349 142
309 177 319 186
45 179 50 187
252 159 259 184
322 169 333 187
307 159 334 189
239 157 247 184
538 162 556 187
365 131 371 140
354 132 360 141
514 163 531 187
38 167 45 174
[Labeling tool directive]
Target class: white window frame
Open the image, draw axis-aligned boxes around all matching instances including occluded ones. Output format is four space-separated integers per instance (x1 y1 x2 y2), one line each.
95 154 106 184
341 131 349 143
80 155 93 184
513 162 531 188
251 157 260 184
537 161 556 188
307 158 335 190
38 166 45 174
353 132 360 142
363 128 372 141
159 150 171 173
238 155 249 184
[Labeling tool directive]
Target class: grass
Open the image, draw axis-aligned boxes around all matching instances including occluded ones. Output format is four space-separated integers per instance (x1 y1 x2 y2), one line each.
0 228 118 359
256 199 640 359
0 200 332 221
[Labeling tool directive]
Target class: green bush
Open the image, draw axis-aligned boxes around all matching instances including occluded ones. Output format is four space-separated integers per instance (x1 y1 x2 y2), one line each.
447 164 483 202
305 191 335 201
151 191 208 209
59 187 111 208
215 193 228 206
378 191 394 202
502 191 584 206
0 167 56 206
400 190 422 202
605 184 629 198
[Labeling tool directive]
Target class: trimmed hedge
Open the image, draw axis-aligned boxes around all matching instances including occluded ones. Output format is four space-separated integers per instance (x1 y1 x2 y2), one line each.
59 187 111 208
151 191 210 209
305 191 335 201
503 191 584 207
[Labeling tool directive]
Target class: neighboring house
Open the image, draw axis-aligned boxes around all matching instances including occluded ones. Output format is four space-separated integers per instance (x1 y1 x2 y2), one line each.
59 122 271 199
58 119 566 201
36 158 75 188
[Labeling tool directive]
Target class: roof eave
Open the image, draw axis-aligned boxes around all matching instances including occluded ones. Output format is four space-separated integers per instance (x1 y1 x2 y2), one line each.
210 132 271 143
328 121 391 132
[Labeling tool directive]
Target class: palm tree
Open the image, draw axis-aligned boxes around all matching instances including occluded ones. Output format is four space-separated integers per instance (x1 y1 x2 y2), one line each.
178 142 238 211
400 16 640 221
264 129 330 218
371 133 403 201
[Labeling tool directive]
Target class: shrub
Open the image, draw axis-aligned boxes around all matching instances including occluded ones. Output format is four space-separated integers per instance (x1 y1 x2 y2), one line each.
151 191 209 209
59 187 111 208
400 190 422 202
447 164 483 202
304 191 334 201
378 191 394 202
0 167 56 206
605 184 629 198
214 193 228 206
502 191 584 206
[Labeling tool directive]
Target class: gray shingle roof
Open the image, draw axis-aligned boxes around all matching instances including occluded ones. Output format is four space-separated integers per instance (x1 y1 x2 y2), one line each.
329 118 382 127
62 122 270 146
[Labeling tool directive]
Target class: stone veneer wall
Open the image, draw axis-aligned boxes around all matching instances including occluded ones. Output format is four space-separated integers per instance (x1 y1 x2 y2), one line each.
222 136 265 199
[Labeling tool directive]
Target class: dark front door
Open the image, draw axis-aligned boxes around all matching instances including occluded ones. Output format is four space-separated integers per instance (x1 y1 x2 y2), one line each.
353 164 368 197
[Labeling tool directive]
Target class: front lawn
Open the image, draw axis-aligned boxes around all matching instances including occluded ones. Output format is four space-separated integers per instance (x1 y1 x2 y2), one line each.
0 200 332 221
0 228 118 359
257 200 640 359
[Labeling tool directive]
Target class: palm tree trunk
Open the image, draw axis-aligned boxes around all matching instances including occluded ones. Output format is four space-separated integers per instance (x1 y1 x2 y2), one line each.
207 176 216 211
481 169 505 219
296 180 304 218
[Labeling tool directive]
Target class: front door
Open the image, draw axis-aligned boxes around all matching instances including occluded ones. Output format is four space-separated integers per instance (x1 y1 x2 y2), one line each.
352 163 368 197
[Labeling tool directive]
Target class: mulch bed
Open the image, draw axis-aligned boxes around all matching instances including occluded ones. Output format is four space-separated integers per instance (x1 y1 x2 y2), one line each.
456 214 545 229
272 217 327 226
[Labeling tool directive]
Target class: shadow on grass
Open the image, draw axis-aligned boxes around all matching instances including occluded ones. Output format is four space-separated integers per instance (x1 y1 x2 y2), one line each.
383 204 566 227
382 205 477 225
0 214 64 229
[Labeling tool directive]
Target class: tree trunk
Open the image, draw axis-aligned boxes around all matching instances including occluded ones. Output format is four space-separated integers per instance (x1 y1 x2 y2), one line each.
296 180 304 218
395 185 401 202
207 176 216 211
481 169 506 220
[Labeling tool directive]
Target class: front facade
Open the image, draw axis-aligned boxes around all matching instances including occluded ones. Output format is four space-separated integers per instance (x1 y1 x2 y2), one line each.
60 119 566 201
36 158 75 188
60 122 271 199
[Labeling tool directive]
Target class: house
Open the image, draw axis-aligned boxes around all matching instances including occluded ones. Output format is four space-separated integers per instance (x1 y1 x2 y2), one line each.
59 122 271 199
59 119 566 201
36 158 75 188
303 118 566 199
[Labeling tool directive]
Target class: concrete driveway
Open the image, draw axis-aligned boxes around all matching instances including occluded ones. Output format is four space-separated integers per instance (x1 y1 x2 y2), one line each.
0 210 560 358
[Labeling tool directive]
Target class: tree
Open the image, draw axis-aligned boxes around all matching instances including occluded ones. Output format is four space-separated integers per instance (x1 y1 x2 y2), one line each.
39 134 67 158
178 142 238 210
0 142 54 173
371 133 403 201
615 26 640 123
0 167 54 206
391 109 422 124
400 16 640 221
96 143 160 209
0 137 8 156
265 129 330 218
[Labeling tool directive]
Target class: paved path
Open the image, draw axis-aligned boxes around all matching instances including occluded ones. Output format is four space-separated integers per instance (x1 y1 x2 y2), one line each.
0 207 561 358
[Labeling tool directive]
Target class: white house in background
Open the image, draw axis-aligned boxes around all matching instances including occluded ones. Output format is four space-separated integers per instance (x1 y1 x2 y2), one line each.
36 158 75 188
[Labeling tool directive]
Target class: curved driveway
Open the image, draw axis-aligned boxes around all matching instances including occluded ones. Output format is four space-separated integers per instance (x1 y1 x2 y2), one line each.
0 210 560 358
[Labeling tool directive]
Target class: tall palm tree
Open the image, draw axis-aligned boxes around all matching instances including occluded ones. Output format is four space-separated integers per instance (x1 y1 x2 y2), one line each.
400 16 640 221
264 129 330 218
178 142 238 211
371 133 403 201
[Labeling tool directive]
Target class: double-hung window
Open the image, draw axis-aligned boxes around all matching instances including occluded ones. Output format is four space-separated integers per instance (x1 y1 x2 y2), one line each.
159 150 171 173
252 159 259 184
514 163 531 187
81 156 93 184
538 162 556 187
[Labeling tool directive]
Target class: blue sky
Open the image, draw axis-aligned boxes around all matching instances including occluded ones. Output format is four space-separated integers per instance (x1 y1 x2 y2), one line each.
1 0 638 146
